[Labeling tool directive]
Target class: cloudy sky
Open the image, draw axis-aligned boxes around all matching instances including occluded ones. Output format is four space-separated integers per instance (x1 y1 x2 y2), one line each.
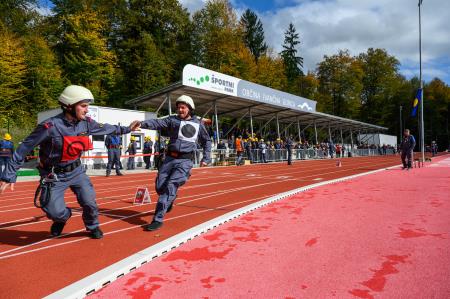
180 0 450 85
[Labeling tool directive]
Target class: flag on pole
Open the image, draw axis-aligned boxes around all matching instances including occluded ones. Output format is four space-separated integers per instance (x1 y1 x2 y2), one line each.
411 88 421 117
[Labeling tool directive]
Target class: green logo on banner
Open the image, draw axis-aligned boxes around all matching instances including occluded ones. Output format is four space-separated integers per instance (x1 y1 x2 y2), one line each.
188 75 210 86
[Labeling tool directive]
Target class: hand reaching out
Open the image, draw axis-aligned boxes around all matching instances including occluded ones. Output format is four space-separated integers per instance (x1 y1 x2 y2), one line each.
0 181 15 194
130 120 141 131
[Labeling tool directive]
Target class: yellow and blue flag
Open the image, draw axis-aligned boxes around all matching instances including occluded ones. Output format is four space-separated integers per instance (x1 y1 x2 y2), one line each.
411 88 421 117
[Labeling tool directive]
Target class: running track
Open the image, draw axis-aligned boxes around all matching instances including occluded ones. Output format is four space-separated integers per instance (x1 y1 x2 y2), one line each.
0 155 413 298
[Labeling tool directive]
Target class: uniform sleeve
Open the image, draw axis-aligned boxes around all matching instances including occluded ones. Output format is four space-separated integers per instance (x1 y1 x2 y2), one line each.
410 136 416 151
140 118 171 131
89 119 131 136
198 123 212 164
1 124 51 183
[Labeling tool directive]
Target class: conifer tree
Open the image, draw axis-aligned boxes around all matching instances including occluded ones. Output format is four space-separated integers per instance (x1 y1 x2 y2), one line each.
240 9 267 62
280 23 304 88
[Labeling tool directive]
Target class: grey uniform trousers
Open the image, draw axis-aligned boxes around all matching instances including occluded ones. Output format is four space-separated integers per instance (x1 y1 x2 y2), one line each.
106 148 121 174
40 166 99 230
153 156 192 222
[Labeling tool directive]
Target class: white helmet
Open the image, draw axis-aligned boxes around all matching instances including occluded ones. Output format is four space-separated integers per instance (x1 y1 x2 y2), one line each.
176 95 195 110
58 85 94 106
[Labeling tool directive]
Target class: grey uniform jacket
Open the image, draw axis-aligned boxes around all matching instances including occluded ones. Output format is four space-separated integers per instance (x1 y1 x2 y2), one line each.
1 113 130 183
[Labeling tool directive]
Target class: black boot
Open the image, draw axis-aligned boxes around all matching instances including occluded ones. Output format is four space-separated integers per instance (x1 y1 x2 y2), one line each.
106 172 111 177
50 221 66 237
89 227 104 239
144 221 163 231
116 172 124 176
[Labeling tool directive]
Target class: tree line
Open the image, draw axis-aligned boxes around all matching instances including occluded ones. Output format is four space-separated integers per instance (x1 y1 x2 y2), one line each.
0 0 449 148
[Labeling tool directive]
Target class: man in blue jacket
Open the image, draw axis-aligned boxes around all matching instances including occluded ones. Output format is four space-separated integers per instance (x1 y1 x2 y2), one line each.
143 136 153 169
130 95 211 231
0 133 14 177
105 132 123 176
0 85 133 239
285 135 294 165
400 129 416 170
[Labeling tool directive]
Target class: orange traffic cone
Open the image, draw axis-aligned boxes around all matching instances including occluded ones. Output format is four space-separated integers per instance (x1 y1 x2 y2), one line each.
336 160 342 167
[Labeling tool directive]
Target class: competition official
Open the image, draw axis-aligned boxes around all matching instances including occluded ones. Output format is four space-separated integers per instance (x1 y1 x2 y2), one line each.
0 85 133 239
105 132 123 176
130 95 211 231
0 133 14 177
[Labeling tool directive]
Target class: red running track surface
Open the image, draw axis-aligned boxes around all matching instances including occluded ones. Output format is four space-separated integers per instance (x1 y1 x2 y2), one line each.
91 155 450 299
0 155 420 298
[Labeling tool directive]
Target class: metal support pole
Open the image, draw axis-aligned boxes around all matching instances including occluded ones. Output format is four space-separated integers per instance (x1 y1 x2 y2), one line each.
256 115 276 135
340 128 344 145
314 121 318 145
249 108 254 137
214 101 220 146
276 113 280 140
350 129 354 149
399 105 403 144
297 118 301 143
155 97 167 115
224 111 249 137
328 124 332 143
201 105 213 119
167 93 172 115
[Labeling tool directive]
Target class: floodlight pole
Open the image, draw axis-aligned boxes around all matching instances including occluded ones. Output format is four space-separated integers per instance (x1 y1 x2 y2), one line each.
399 105 403 143
214 101 220 146
418 0 425 162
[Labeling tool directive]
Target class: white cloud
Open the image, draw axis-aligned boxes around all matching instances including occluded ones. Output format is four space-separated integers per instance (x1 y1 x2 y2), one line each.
260 0 450 81
179 0 450 83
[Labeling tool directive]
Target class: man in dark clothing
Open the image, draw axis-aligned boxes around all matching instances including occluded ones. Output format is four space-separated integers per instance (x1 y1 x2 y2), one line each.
143 136 153 169
126 136 137 170
105 133 123 176
285 136 294 165
0 133 14 177
217 139 226 162
400 129 416 170
244 138 253 163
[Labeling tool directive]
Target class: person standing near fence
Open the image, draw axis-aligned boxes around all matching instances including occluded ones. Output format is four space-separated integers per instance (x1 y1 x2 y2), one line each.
235 135 244 166
0 133 14 177
259 139 268 163
400 129 416 170
143 136 153 169
0 85 133 238
126 136 137 170
244 138 253 163
130 95 211 231
217 139 226 162
105 132 123 176
286 135 293 165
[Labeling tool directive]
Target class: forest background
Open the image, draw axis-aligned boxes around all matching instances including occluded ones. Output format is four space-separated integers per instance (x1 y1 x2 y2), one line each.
1 0 449 149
